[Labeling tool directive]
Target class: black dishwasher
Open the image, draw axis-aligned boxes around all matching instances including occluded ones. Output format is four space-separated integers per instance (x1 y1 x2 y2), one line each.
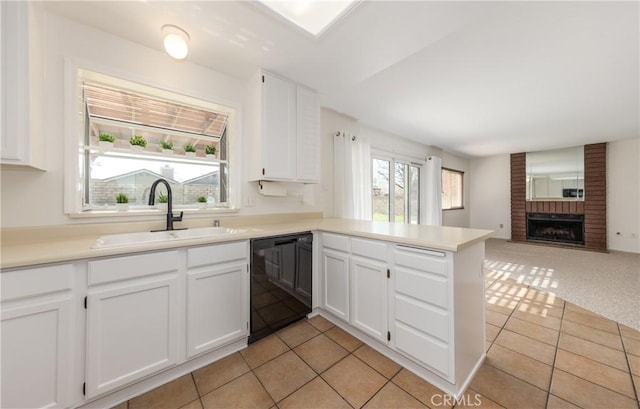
249 232 312 343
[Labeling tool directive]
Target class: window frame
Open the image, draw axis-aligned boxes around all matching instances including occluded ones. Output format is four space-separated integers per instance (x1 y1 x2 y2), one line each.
371 150 423 224
63 59 241 218
441 167 464 211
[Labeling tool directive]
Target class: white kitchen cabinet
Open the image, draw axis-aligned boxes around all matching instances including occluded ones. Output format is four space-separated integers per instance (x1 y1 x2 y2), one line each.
0 1 45 169
186 242 249 358
350 255 388 343
321 233 350 322
320 235 486 397
248 70 320 183
0 264 76 409
392 245 452 378
85 251 180 399
322 248 350 322
295 85 321 182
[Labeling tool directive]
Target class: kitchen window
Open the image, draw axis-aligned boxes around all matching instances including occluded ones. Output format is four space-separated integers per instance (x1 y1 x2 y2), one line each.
372 156 420 223
442 168 464 210
70 69 235 213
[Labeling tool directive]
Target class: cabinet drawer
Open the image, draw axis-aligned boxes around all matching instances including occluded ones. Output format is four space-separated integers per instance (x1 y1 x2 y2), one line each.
351 238 387 262
88 251 179 286
187 241 247 268
395 295 449 342
322 233 349 252
394 246 448 276
395 322 450 377
1 264 74 302
395 268 449 309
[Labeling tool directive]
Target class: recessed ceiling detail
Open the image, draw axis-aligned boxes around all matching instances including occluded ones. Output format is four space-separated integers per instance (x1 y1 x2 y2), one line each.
256 0 359 37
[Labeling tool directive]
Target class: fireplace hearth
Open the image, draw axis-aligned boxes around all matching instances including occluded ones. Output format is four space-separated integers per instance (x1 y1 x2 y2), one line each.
527 213 585 246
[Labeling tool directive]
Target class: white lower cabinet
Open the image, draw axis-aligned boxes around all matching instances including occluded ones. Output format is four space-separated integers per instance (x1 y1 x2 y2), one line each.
186 242 248 358
321 246 350 322
85 251 181 399
321 234 476 387
0 264 76 409
350 255 388 342
393 246 452 378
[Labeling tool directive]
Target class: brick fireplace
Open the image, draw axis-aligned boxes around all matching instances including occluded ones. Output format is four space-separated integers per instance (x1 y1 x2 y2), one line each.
510 143 607 251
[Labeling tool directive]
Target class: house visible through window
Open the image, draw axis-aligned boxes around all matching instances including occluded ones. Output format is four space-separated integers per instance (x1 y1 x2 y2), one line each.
442 168 463 210
77 70 232 212
372 156 420 223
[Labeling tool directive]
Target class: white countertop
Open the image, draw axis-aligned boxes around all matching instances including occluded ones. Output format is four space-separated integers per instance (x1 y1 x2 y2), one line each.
0 217 493 269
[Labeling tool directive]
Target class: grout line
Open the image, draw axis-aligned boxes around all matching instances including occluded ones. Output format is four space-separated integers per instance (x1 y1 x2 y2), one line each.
545 294 567 408
618 322 640 404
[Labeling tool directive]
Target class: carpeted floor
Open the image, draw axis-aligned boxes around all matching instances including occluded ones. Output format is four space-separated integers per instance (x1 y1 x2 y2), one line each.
485 238 640 331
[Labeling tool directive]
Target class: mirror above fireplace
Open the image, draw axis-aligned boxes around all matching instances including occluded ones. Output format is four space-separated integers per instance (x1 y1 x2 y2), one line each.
526 146 584 201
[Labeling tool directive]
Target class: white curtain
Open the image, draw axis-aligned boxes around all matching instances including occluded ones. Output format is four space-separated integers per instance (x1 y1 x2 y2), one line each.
422 156 442 226
334 131 372 220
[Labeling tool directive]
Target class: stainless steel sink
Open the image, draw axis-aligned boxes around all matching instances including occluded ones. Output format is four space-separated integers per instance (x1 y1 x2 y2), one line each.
92 227 248 248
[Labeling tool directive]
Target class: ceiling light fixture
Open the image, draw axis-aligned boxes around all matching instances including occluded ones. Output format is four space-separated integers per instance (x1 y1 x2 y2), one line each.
161 24 190 60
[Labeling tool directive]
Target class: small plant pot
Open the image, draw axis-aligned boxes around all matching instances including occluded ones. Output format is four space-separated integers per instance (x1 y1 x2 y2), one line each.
98 141 114 149
156 203 168 211
197 203 207 209
162 149 174 155
115 203 129 211
130 145 144 152
185 151 196 157
206 154 217 159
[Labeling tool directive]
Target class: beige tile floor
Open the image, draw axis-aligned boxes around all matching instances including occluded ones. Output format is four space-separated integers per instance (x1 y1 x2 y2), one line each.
114 270 640 409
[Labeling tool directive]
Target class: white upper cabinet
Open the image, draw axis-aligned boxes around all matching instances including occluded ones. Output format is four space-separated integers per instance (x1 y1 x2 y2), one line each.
0 1 45 170
248 70 320 183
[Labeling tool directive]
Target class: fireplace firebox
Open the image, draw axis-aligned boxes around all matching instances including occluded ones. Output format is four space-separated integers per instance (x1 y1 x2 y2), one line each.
527 213 585 246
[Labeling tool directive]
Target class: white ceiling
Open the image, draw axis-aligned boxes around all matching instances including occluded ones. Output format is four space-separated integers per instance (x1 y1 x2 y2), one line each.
41 1 639 158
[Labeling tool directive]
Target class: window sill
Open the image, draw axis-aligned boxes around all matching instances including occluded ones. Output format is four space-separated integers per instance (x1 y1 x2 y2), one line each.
68 207 240 219
443 207 465 211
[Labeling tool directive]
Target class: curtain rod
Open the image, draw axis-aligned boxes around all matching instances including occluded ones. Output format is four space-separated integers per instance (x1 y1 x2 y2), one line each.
336 131 356 141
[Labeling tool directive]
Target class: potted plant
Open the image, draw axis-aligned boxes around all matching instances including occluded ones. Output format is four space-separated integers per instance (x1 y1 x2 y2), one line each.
115 193 129 211
160 140 174 155
156 193 169 210
98 132 116 148
184 143 196 157
129 135 147 152
196 196 207 209
205 144 217 159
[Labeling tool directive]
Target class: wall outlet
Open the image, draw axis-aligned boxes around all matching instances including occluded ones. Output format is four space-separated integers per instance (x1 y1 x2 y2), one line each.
244 193 257 207
499 223 504 228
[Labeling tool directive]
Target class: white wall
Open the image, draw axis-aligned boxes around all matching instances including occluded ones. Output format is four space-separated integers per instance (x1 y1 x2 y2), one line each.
0 10 324 228
607 138 640 253
469 154 511 239
469 139 640 252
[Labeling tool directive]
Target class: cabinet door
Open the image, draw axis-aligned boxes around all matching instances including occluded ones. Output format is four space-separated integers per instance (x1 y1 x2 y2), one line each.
186 262 248 358
86 276 179 398
322 248 349 322
296 86 320 183
262 72 296 180
1 296 73 409
350 255 388 342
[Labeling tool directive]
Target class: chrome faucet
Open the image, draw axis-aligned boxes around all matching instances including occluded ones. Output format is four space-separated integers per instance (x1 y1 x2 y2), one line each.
148 178 185 231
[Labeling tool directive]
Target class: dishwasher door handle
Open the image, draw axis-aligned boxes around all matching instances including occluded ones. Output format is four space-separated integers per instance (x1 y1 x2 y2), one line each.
274 239 298 246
